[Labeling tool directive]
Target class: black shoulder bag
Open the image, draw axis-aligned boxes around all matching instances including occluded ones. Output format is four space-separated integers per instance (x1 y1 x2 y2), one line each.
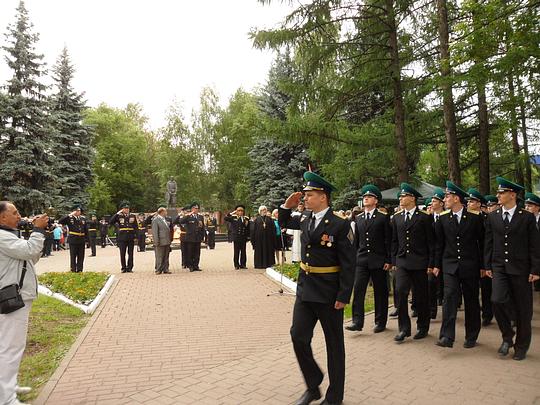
0 261 27 314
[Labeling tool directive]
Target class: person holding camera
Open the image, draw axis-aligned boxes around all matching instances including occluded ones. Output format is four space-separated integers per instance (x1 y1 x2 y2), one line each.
0 201 48 405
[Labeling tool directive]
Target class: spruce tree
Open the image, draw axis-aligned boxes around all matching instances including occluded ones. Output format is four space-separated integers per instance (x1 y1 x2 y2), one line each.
49 46 94 212
0 1 57 215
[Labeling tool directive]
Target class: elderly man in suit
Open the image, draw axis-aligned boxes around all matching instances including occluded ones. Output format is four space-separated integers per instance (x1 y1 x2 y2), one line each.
152 207 172 274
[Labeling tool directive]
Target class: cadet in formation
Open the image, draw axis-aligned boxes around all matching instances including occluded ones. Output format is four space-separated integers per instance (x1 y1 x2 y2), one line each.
109 201 138 273
59 205 87 272
86 212 98 257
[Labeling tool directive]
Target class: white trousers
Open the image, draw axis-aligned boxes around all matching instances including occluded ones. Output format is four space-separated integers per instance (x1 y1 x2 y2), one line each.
0 301 32 405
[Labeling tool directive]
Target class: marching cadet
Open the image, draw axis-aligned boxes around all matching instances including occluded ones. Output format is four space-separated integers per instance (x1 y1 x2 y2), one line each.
391 183 435 343
59 205 88 272
433 181 484 349
174 203 205 272
279 171 355 405
205 213 217 249
99 217 108 248
224 205 250 269
347 184 391 334
467 188 493 326
429 188 446 317
484 177 540 360
137 214 146 252
524 192 540 293
109 201 139 273
86 212 98 257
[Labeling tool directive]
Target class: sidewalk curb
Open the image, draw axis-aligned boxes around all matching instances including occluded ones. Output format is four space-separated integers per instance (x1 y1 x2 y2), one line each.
264 266 297 292
34 276 120 405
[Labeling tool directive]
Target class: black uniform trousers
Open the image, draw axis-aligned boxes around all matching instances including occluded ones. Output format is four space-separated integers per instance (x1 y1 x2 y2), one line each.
351 267 388 328
89 236 97 256
396 267 430 334
492 272 533 352
43 238 53 256
440 273 481 342
291 299 345 404
69 242 85 272
207 231 216 249
184 241 201 270
233 240 247 268
137 233 146 252
100 235 107 248
428 273 440 317
118 240 134 272
480 277 493 322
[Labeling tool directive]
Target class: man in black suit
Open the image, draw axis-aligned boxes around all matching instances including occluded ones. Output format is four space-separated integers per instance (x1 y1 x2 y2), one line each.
279 171 355 405
224 205 250 269
434 181 484 349
174 202 205 272
391 183 434 342
429 188 446 317
484 176 540 360
346 184 391 333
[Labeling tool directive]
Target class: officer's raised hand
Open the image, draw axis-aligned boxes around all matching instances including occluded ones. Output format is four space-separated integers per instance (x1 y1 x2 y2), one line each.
284 192 303 209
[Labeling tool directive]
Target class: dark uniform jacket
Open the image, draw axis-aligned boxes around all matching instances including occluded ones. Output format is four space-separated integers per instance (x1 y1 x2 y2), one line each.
174 214 205 243
484 208 540 276
434 209 485 277
205 218 217 232
391 208 434 269
86 220 98 238
44 220 55 240
354 209 392 269
99 220 108 236
59 215 88 244
279 207 356 304
108 212 138 242
224 214 250 242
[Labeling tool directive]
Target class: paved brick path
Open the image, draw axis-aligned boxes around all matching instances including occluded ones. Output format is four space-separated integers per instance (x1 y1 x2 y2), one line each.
35 244 540 404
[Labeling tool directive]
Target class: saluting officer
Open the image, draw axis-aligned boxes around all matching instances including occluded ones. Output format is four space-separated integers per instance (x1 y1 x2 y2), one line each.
279 171 355 405
484 177 540 360
174 202 205 272
205 213 217 249
429 188 446 317
224 205 250 270
99 217 108 248
346 184 391 334
109 201 138 273
59 205 88 272
391 183 435 342
137 215 146 252
86 212 98 257
434 181 484 349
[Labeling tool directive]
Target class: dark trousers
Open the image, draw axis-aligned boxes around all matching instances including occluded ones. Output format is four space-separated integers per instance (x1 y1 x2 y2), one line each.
89 237 96 256
137 234 146 251
438 271 445 305
428 273 440 317
291 299 345 404
184 241 201 270
480 276 493 321
181 241 187 267
440 273 481 342
351 267 388 328
69 242 85 272
43 239 53 256
391 273 398 308
492 272 533 352
118 240 134 272
233 240 247 268
53 239 61 251
396 267 430 334
207 231 216 249
100 235 107 248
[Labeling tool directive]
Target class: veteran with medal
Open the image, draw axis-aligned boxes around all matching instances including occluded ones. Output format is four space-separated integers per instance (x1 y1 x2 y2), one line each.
109 201 139 273
279 171 355 405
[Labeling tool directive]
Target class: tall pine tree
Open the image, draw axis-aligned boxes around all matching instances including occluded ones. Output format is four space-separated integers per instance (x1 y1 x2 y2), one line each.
49 46 94 212
0 1 57 215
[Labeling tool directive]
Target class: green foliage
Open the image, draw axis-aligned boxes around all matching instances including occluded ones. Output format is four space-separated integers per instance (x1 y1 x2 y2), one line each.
38 272 110 305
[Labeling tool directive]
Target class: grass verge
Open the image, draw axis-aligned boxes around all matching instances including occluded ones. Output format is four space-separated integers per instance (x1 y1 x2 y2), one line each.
38 271 110 305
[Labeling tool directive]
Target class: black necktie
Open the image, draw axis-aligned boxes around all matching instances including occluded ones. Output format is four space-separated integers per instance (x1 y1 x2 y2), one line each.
503 212 510 227
366 213 371 221
404 212 410 223
309 216 316 235
453 214 459 225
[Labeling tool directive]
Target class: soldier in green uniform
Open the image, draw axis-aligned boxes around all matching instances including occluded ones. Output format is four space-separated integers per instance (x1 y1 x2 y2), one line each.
86 212 98 257
205 213 217 249
485 195 499 213
59 205 88 272
524 192 540 293
109 201 139 273
279 171 355 405
429 188 446 315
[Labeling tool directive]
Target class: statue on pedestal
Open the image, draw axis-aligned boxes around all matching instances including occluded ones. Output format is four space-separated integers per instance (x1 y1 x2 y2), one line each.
165 177 177 208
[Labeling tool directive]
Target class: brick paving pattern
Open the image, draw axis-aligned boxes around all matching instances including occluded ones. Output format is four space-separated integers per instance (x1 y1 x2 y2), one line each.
35 244 540 404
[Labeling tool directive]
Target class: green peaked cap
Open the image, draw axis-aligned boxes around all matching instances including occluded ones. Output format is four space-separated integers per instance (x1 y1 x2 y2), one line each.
431 187 445 202
525 192 540 206
467 188 487 205
360 184 382 200
496 176 524 193
445 181 468 200
399 183 422 199
303 171 336 193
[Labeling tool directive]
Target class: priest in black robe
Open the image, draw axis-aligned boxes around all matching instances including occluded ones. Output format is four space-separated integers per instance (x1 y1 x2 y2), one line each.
251 206 276 269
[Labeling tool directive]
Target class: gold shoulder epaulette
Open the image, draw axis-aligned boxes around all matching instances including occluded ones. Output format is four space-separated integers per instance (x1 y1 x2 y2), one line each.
467 209 480 215
440 210 450 216
378 210 388 215
333 211 347 219
420 210 430 215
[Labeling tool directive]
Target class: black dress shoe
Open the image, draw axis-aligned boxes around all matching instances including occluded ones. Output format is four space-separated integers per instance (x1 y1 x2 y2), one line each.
482 318 492 327
436 337 453 348
235 266 240 270
389 309 398 317
373 325 386 333
411 310 418 318
294 388 321 405
155 271 162 274
240 266 247 269
394 331 410 342
430 311 437 319
413 330 428 340
163 271 172 274
345 323 362 331
498 341 513 356
463 340 476 349
189 268 195 272
513 349 526 361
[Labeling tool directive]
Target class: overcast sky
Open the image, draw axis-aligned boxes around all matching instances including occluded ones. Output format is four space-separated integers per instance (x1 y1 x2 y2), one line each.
0 0 293 129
